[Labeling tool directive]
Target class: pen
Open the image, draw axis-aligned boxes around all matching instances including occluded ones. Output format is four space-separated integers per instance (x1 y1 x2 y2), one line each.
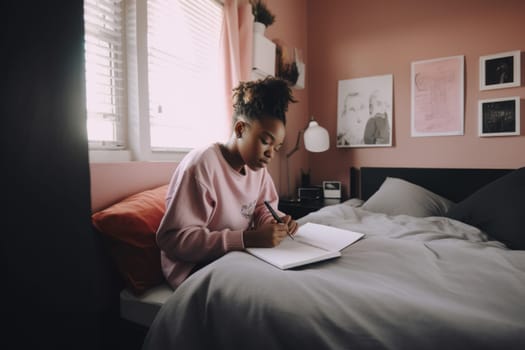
264 200 294 240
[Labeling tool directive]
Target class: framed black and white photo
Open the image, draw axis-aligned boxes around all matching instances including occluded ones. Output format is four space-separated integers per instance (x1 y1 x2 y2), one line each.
479 50 521 91
478 97 520 137
337 74 393 148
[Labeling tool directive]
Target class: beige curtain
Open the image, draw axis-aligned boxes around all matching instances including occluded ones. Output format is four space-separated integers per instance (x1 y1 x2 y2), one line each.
220 0 254 121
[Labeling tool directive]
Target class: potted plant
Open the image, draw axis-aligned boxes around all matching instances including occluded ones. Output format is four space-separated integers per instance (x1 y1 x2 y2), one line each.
250 0 275 34
276 43 299 86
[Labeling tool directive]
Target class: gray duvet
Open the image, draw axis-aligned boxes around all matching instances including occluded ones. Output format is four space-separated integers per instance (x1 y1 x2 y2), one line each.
142 201 525 350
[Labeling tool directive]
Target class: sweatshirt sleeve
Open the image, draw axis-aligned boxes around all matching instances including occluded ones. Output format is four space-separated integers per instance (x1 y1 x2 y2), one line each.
156 169 244 264
253 169 282 228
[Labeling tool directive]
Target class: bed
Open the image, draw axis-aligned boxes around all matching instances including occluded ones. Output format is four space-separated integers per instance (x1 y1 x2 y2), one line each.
140 166 525 350
90 161 177 337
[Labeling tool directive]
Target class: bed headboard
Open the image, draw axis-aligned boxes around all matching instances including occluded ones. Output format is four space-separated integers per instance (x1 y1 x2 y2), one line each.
350 167 512 203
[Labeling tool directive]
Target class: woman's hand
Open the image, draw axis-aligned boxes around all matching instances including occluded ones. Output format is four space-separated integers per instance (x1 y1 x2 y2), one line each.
243 223 289 248
280 214 298 236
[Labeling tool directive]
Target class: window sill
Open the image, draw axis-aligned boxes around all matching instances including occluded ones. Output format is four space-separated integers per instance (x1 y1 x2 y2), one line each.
89 149 132 163
89 149 190 163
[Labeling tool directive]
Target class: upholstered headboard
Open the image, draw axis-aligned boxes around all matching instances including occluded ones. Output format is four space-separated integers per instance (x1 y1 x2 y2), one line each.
350 167 512 202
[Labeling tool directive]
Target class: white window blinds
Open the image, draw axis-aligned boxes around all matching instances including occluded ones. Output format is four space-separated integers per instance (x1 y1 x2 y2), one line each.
147 0 227 150
84 0 125 148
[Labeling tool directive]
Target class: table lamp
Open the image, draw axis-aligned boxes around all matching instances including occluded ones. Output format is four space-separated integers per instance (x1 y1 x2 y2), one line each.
285 116 330 199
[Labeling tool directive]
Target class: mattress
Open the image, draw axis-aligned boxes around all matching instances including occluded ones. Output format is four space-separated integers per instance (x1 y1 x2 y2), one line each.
119 283 173 327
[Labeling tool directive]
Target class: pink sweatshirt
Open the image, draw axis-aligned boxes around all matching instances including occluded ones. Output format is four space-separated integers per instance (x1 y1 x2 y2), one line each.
156 143 281 289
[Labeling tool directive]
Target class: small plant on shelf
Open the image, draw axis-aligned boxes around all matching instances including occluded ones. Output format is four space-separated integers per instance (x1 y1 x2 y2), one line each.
250 0 275 27
276 43 299 86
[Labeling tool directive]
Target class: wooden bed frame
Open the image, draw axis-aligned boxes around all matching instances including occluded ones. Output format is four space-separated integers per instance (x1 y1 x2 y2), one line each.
350 167 512 202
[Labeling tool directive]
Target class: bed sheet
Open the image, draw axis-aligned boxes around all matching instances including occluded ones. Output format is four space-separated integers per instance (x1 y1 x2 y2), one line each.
142 201 525 350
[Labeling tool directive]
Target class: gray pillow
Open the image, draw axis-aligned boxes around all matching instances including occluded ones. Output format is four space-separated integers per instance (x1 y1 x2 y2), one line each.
362 177 454 217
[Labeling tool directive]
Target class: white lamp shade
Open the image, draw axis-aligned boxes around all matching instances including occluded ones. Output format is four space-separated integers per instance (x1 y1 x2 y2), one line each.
304 120 329 152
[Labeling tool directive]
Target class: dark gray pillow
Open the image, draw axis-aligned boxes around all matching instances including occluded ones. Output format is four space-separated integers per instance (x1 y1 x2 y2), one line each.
362 177 454 217
446 167 525 250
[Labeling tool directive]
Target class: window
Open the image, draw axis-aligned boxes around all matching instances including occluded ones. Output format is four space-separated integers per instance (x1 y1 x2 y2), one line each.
84 0 125 148
84 0 227 158
148 0 227 150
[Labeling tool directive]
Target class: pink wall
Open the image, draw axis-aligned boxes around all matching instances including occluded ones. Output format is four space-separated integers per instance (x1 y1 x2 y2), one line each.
91 1 524 200
304 0 525 197
90 162 178 212
264 0 309 197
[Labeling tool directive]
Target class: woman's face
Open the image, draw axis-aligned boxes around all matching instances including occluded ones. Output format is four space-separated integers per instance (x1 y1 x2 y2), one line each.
237 116 286 171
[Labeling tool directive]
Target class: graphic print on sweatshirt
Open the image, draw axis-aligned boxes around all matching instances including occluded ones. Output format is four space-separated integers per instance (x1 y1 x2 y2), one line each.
241 200 256 221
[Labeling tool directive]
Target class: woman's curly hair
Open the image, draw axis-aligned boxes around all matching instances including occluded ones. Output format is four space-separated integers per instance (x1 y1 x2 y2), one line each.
232 77 297 125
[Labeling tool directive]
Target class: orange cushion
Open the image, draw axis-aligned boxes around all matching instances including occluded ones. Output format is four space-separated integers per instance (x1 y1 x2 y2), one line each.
92 184 168 295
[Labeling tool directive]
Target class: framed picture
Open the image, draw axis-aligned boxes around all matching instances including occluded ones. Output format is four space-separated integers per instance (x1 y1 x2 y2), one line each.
337 74 393 148
322 181 342 199
411 55 464 137
479 50 521 91
478 97 520 137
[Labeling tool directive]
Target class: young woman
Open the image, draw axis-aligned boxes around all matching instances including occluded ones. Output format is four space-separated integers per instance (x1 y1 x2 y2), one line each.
157 77 299 289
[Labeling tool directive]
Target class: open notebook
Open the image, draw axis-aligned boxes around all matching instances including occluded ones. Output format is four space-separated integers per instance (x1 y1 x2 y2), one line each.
246 222 364 269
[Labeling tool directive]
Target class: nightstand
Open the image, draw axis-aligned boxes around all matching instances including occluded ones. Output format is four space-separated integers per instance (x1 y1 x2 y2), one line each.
278 198 342 220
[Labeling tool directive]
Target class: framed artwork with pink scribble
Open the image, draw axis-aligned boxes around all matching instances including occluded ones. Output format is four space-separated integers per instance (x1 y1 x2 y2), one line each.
411 55 464 137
